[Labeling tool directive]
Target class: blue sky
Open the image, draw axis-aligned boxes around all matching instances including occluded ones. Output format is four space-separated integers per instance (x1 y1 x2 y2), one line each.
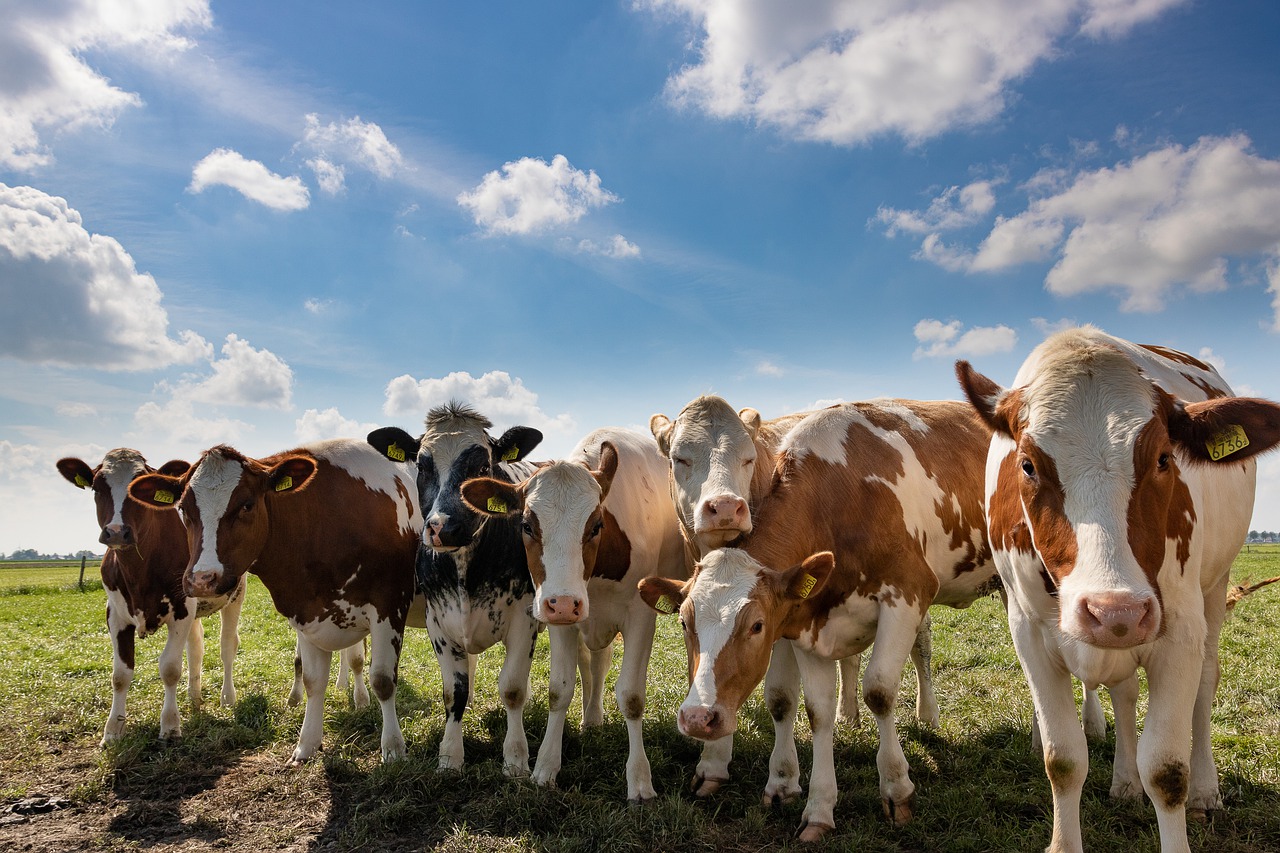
4 0 1280 553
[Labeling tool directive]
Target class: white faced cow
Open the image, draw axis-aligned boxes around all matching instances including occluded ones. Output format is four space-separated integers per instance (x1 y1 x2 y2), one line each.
129 439 422 765
957 327 1280 853
460 427 692 802
58 449 245 745
367 402 543 777
641 400 998 840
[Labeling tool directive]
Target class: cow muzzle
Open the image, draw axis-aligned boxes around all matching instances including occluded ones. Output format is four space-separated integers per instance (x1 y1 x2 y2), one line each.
186 569 226 598
696 495 749 533
539 593 586 625
678 703 735 741
99 524 135 549
1069 591 1159 648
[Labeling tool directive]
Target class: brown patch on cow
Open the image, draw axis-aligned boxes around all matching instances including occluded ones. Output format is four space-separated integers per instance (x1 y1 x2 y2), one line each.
990 453 1033 555
864 688 892 717
1045 753 1077 793
502 686 526 710
1126 413 1198 588
590 508 631 582
1152 761 1189 808
370 672 396 702
1139 344 1214 373
115 625 136 674
767 688 793 722
1017 439 1079 582
522 516 547 588
622 694 645 720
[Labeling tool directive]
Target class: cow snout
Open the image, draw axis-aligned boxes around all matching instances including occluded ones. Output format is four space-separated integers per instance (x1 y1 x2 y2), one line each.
1074 591 1158 648
541 595 585 625
186 570 222 598
99 524 135 549
700 495 748 530
678 704 733 741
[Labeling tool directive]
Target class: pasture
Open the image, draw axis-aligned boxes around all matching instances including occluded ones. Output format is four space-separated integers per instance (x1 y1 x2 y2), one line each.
0 551 1277 852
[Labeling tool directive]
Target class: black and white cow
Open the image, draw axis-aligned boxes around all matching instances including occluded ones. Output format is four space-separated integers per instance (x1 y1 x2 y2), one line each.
368 402 543 776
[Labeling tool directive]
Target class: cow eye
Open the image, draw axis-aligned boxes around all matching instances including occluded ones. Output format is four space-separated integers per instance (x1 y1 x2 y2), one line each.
521 520 535 538
1021 459 1036 478
590 519 604 538
1157 452 1170 471
750 620 764 635
240 499 254 514
673 456 691 468
742 458 754 468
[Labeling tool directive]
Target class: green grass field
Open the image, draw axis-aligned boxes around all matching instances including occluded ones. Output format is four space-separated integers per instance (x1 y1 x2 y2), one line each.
0 550 1277 852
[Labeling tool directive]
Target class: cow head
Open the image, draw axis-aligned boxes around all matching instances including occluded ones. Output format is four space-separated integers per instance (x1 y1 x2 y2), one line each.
58 449 190 550
651 396 761 552
638 548 835 740
957 338 1280 650
461 442 618 624
129 445 316 597
370 403 541 553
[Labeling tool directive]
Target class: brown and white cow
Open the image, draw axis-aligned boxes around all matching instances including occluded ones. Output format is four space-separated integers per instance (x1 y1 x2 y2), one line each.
128 439 422 764
461 427 692 802
58 449 245 745
957 327 1280 853
640 399 998 840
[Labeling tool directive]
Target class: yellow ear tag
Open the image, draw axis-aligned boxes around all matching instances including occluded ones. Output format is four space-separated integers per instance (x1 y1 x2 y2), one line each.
655 594 677 615
74 474 90 489
275 475 294 492
1206 424 1249 461
386 443 406 462
501 446 520 462
796 573 817 599
487 496 508 514
154 489 175 505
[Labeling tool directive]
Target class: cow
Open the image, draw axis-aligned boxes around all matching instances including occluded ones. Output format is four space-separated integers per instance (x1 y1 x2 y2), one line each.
366 402 543 776
57 449 245 745
128 439 421 765
639 399 999 840
459 427 692 802
956 326 1280 853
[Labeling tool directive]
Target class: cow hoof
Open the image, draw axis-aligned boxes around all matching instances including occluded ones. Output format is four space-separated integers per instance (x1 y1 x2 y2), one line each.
763 779 802 807
437 756 462 772
219 692 234 708
287 691 303 708
883 794 915 826
1186 807 1213 824
503 763 530 779
287 749 314 767
690 773 726 798
1109 780 1143 801
628 788 657 806
798 821 834 842
159 728 181 742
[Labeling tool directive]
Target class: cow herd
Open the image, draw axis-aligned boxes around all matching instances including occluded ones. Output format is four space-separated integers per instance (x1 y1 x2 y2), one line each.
56 327 1280 853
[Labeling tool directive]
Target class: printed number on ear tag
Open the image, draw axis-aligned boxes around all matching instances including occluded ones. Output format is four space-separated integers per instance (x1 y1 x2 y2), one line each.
275 475 294 492
487 496 508 514
386 443 406 462
655 595 677 614
797 573 817 599
501 446 520 462
1206 424 1249 461
154 489 175 505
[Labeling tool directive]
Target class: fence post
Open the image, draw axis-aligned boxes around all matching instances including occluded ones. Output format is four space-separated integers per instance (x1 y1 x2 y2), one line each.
79 555 86 592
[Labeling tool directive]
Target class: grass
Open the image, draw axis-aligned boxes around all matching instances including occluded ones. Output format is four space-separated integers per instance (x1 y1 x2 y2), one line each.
0 549 1277 851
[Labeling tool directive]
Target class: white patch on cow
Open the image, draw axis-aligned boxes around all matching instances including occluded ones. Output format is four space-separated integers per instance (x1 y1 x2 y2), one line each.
525 461 599 607
308 439 422 534
665 397 758 540
188 450 246 579
293 599 373 651
98 448 148 532
782 401 928 466
684 550 762 709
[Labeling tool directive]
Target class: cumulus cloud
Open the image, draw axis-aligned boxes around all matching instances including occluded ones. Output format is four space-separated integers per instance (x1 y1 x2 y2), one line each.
188 148 310 211
300 114 404 179
913 319 1018 359
876 181 998 237
643 0 1184 145
576 234 641 259
295 408 380 444
0 0 211 170
0 183 212 369
383 370 576 437
132 397 252 448
457 155 619 236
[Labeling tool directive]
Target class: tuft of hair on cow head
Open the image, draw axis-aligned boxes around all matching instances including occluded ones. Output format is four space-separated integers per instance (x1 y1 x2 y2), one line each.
266 455 317 496
491 426 543 464
649 413 675 456
460 476 524 517
128 472 188 511
638 575 687 616
56 457 96 490
1168 394 1280 465
367 426 421 464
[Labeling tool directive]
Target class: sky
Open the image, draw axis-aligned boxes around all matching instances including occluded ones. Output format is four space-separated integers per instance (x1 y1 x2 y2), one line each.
4 0 1280 554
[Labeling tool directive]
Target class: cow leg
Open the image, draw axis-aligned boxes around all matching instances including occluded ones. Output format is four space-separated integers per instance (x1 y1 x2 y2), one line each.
863 605 919 826
616 605 658 804
693 736 733 798
1189 577 1229 818
368 620 405 763
496 618 538 777
218 586 244 707
533 624 579 789
1108 673 1142 800
185 615 204 711
102 593 135 745
340 641 370 710
1137 643 1201 853
584 641 612 728
762 639 802 805
290 636 332 765
288 634 305 707
836 653 860 724
1081 683 1105 741
157 611 194 740
793 647 839 842
434 638 470 771
910 612 939 727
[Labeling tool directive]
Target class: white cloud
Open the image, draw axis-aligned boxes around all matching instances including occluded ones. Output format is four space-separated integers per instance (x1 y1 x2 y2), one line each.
1031 317 1078 337
913 319 1018 359
457 155 619 236
1268 262 1280 334
300 114 404 179
755 360 785 377
0 0 211 171
295 408 380 444
876 181 998 237
55 402 97 418
188 148 310 211
132 397 251 448
178 334 294 409
643 0 1184 145
304 297 333 314
0 183 212 369
308 157 346 195
383 370 576 438
577 234 641 259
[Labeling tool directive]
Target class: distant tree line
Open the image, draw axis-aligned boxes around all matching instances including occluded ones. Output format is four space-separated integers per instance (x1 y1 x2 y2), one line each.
1247 531 1279 544
4 548 101 561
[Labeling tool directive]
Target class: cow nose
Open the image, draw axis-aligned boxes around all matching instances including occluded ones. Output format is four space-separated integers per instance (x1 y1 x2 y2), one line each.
99 524 134 548
1076 592 1157 647
542 595 585 625
678 705 727 740
187 570 220 597
702 496 748 528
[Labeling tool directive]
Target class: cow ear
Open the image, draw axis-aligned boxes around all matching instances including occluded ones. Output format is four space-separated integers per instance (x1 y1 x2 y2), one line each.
461 477 523 517
129 473 184 510
738 408 762 439
957 360 1018 438
156 459 191 478
493 427 542 463
781 551 835 602
1169 396 1280 464
593 442 619 502
268 456 317 495
57 457 95 490
649 414 674 456
368 426 420 463
638 576 686 616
